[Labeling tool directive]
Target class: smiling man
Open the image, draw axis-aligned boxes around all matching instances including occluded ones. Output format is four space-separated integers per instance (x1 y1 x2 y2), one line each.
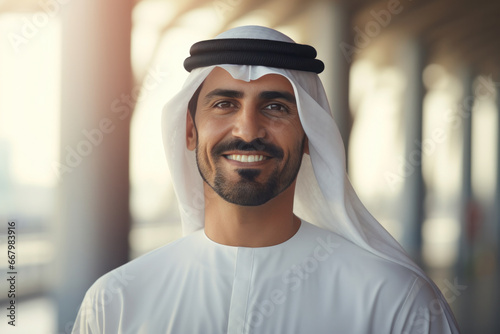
187 68 306 247
73 26 460 333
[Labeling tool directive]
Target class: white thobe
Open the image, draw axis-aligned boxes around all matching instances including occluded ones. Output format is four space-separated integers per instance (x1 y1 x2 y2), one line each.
72 221 456 333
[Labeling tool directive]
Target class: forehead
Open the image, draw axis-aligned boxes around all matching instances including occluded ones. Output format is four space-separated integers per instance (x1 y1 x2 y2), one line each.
200 67 295 95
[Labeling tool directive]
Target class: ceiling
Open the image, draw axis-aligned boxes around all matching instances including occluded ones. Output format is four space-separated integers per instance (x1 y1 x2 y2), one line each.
2 0 498 74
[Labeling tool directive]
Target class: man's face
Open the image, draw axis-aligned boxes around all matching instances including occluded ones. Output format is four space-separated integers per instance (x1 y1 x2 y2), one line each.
186 67 307 206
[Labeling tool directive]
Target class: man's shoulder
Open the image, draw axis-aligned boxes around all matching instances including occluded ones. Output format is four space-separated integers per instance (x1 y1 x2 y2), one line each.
300 221 421 287
86 229 205 296
301 221 447 326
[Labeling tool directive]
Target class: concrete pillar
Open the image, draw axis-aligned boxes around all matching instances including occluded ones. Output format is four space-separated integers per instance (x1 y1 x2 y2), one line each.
457 69 474 276
54 0 133 331
305 1 352 163
496 83 500 334
453 69 476 334
496 85 500 265
398 39 426 261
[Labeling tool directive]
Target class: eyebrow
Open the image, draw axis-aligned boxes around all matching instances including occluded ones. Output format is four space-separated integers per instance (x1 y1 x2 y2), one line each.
259 91 296 105
204 89 243 102
203 89 296 105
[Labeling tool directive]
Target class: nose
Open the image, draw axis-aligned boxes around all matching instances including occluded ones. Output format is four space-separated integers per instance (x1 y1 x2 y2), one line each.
231 104 266 142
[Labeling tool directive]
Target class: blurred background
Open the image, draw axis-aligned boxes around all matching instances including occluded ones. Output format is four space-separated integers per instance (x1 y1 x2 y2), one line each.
0 0 499 333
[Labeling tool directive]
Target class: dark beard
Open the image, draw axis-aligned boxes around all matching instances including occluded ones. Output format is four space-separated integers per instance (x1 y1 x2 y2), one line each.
196 137 305 206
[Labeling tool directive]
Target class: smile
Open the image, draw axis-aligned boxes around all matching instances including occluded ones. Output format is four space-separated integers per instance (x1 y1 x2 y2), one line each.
225 154 267 163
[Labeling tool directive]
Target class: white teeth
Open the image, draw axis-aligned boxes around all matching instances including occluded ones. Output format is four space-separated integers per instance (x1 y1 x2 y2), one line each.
227 154 265 162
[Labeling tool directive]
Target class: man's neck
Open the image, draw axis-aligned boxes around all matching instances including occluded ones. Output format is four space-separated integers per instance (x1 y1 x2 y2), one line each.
203 183 301 247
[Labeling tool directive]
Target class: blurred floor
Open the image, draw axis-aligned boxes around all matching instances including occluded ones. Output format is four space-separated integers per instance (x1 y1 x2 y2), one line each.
456 269 500 334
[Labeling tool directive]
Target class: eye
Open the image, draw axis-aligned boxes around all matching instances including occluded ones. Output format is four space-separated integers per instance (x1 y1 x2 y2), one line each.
214 101 237 109
263 103 289 113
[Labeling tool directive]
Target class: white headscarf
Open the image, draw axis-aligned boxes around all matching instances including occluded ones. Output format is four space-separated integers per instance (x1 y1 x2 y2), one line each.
162 25 459 330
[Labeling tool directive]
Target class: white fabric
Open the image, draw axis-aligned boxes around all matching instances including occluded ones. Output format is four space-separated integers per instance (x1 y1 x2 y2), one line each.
73 221 454 334
159 25 459 331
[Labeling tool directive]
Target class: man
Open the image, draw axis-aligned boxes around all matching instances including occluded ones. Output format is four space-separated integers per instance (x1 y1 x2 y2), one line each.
73 25 459 333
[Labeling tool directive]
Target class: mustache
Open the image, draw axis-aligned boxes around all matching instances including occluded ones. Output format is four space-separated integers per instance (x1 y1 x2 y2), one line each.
212 138 284 159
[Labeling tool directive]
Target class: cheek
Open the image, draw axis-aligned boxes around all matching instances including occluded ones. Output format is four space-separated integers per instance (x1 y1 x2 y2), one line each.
195 120 232 155
197 116 233 138
267 118 305 141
